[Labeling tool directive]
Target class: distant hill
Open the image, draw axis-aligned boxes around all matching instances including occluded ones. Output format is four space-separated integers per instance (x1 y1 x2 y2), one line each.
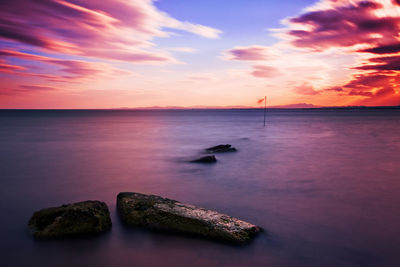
115 103 400 110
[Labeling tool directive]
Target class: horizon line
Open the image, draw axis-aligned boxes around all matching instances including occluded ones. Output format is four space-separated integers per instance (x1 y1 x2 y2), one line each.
1 105 400 111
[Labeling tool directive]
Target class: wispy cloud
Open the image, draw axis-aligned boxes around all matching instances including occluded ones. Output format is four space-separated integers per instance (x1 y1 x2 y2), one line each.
0 49 134 82
224 46 271 61
167 47 198 53
251 65 279 78
0 0 221 64
225 0 400 106
284 0 400 104
0 84 59 95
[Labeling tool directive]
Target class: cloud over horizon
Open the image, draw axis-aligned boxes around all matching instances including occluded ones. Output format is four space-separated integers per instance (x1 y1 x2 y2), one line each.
1 0 400 107
0 0 222 97
285 0 400 105
224 0 400 106
0 0 221 63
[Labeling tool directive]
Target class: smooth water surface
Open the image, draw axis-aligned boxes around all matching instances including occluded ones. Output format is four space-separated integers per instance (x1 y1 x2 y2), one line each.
1 109 400 267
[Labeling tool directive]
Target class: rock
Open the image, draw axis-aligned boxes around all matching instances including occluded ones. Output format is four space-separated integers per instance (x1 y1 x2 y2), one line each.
117 192 262 243
28 200 112 238
189 155 217 163
205 144 237 153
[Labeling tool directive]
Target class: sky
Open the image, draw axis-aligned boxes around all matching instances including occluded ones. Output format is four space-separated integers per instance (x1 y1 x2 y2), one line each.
1 0 400 108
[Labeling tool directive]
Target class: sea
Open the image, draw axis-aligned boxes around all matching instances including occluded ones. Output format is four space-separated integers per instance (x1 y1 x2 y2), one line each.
1 108 400 267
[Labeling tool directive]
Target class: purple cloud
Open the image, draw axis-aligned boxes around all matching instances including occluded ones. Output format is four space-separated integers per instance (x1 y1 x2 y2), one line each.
0 0 220 63
356 56 400 71
226 46 270 61
359 43 400 54
287 1 398 50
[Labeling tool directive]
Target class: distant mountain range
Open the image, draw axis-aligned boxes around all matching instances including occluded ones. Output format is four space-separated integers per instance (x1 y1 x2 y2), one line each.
115 103 400 110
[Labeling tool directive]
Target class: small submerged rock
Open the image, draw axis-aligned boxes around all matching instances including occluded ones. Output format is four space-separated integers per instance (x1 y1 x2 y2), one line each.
189 155 217 163
117 192 262 243
28 200 112 238
205 144 237 153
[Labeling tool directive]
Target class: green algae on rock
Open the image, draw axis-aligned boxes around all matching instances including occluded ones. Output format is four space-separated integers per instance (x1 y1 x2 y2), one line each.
117 192 261 243
28 200 112 238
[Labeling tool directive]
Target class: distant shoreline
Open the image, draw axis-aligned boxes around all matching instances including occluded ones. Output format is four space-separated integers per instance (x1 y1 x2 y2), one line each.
1 106 400 111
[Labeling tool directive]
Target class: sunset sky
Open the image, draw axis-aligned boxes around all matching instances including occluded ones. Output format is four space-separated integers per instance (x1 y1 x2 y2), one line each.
1 0 400 108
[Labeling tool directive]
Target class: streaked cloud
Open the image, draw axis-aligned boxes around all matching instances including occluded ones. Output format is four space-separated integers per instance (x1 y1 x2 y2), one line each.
224 46 271 61
225 0 400 106
286 0 390 50
0 49 133 81
284 0 400 104
0 84 59 95
0 0 220 63
2 0 400 107
168 47 198 53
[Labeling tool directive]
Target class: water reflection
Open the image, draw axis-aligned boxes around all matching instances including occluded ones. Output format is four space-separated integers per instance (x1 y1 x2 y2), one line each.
0 109 400 266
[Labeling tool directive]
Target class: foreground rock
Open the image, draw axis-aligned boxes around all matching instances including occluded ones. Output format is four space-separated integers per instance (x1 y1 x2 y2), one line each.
189 155 217 163
205 144 237 153
117 192 261 243
28 200 112 238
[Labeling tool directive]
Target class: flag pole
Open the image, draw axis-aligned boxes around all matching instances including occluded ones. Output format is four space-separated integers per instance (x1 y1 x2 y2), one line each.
263 96 266 127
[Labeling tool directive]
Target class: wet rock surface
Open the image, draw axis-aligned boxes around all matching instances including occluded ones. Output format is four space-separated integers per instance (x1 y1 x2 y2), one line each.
189 155 217 163
205 144 237 153
28 200 112 238
117 192 262 243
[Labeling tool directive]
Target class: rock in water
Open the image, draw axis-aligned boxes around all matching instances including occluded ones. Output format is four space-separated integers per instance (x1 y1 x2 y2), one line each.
28 200 112 238
189 155 217 163
117 192 262 243
205 144 237 153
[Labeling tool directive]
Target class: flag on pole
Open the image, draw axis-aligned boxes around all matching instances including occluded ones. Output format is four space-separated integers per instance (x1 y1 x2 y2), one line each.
257 96 267 127
257 98 265 104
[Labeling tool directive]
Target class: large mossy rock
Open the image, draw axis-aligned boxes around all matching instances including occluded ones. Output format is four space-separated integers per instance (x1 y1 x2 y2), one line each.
117 192 261 243
28 200 112 238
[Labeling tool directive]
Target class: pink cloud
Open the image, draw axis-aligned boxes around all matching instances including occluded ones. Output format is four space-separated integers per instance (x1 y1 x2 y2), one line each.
0 84 59 95
393 0 400 5
18 85 58 92
287 1 396 51
324 86 344 92
279 0 400 105
225 46 270 61
0 62 26 73
221 0 400 106
251 65 279 78
351 87 400 106
293 83 320 95
0 0 220 63
342 72 400 97
186 75 215 81
0 49 134 80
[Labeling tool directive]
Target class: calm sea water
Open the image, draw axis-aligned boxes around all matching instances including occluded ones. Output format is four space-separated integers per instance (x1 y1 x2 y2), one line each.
1 109 400 267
